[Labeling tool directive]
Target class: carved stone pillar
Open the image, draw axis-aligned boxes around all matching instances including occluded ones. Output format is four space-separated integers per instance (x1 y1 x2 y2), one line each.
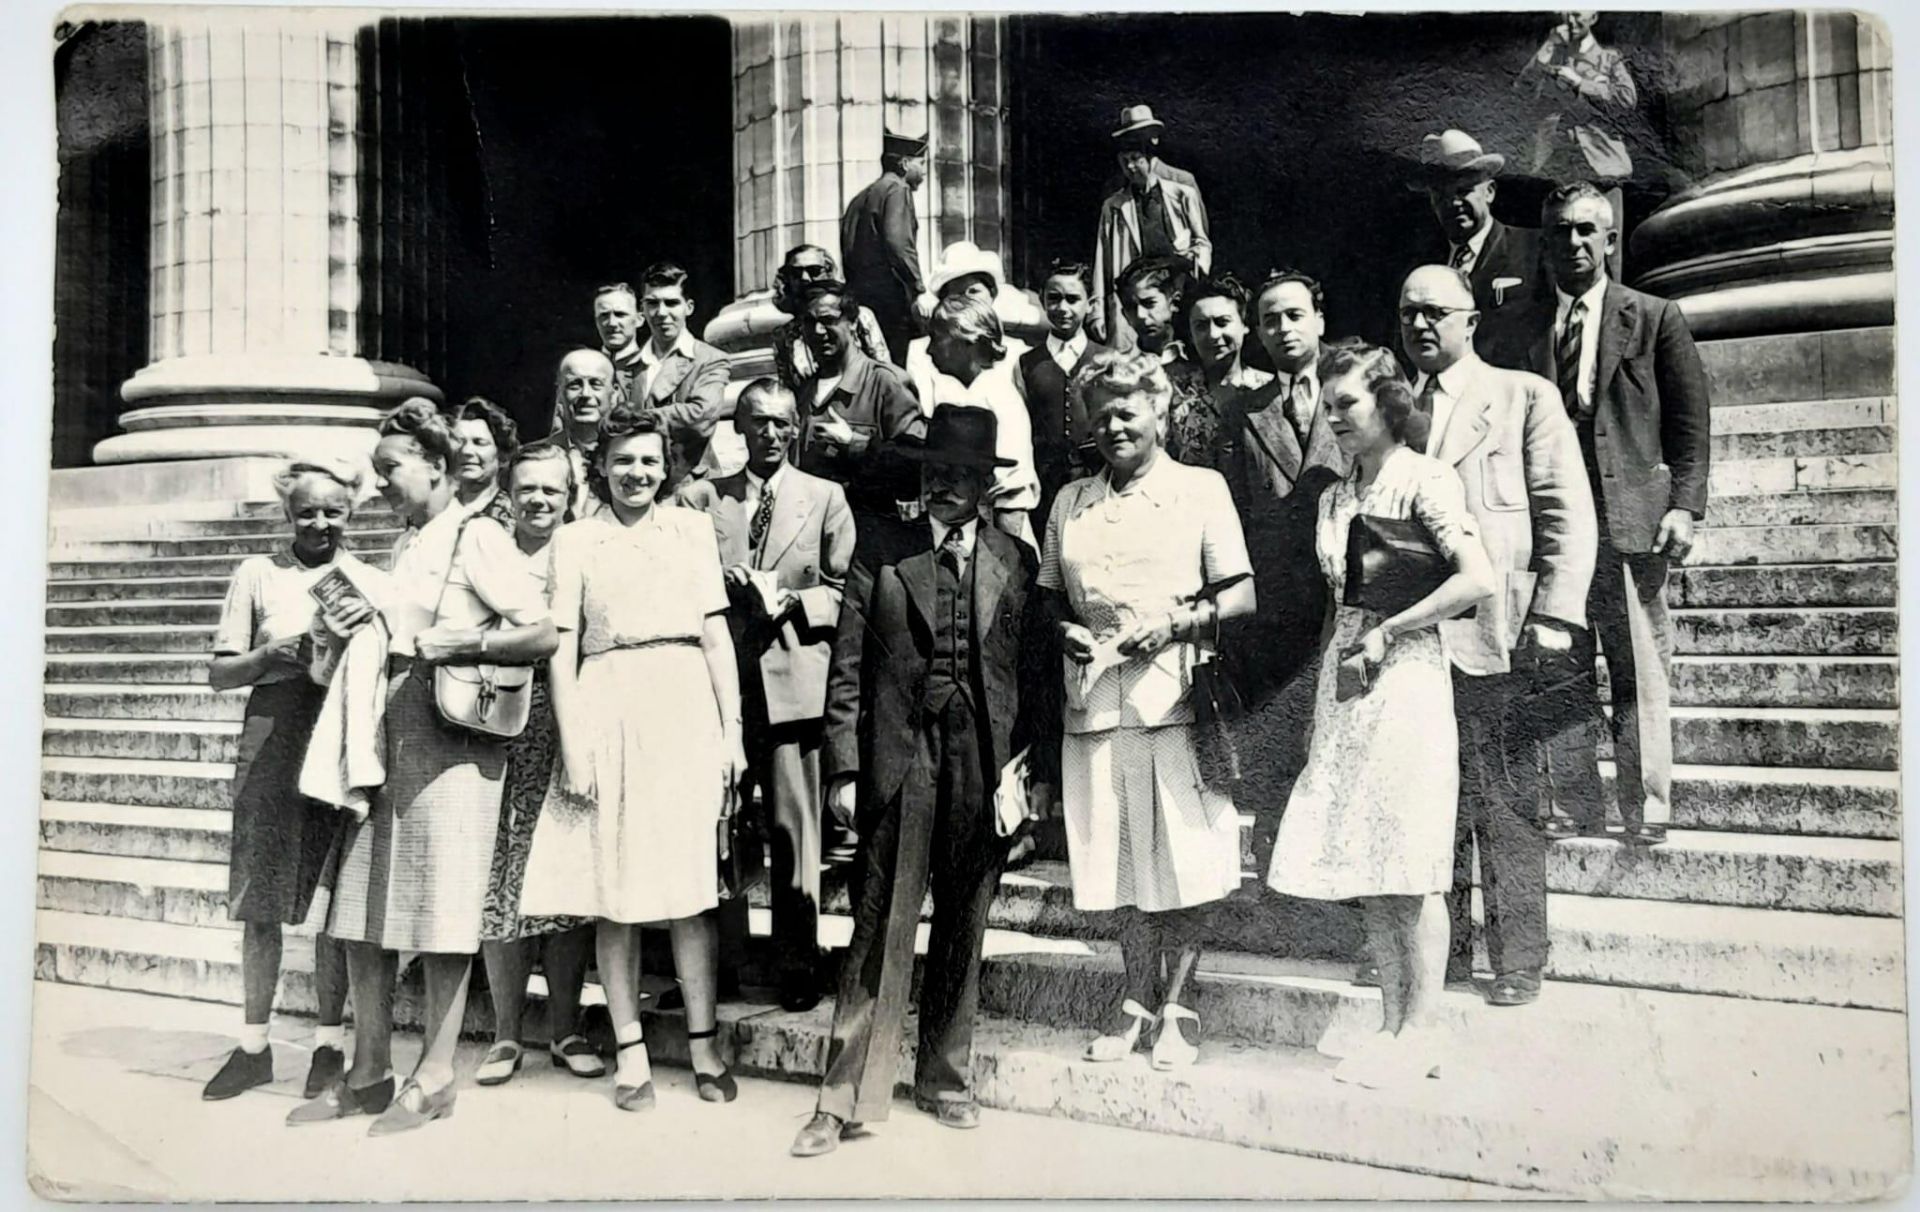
706 15 1039 368
96 13 437 466
1629 12 1893 339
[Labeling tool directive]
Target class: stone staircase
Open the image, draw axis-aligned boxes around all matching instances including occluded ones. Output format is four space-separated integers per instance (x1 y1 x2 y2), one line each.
33 326 1907 1195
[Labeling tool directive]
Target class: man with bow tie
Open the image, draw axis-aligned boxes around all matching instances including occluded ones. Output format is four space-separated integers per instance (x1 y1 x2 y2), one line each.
677 379 856 1012
1398 264 1597 1008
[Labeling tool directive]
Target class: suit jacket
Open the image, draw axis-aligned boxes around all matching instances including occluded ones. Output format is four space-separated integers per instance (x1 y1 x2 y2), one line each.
1093 178 1213 347
1428 354 1598 677
676 467 856 727
1522 282 1711 552
1418 218 1546 370
613 335 734 445
840 171 923 322
822 516 1059 817
796 347 928 517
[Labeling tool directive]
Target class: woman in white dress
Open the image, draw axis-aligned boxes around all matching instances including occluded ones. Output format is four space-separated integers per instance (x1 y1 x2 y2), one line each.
519 407 748 1111
1265 343 1493 1088
1041 348 1255 1071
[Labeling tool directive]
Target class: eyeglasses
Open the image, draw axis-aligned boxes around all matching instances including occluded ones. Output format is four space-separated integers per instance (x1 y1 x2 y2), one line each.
1397 304 1473 328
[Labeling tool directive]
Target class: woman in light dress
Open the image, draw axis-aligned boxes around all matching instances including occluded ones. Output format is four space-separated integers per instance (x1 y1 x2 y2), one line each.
199 460 362 1105
473 444 600 1088
519 407 748 1110
1041 348 1255 1071
1265 342 1493 1088
292 400 557 1134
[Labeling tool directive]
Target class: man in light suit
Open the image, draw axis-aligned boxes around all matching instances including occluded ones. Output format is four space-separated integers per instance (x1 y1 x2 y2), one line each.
1408 129 1545 370
791 406 1057 1155
840 131 929 366
679 379 857 1011
1399 265 1598 1008
625 261 739 477
1094 105 1212 351
1523 181 1710 848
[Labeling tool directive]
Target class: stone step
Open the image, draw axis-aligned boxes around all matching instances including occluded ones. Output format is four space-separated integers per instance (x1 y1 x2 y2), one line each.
1704 489 1894 527
32 912 1907 1196
51 530 404 561
1711 452 1895 497
1670 563 1893 608
42 718 241 764
45 599 225 628
1544 830 1901 916
1604 764 1900 840
1665 655 1897 710
43 685 245 722
41 756 233 809
1688 523 1895 566
43 624 218 655
1697 327 1892 408
44 576 233 604
1672 607 1896 656
1710 426 1892 463
1666 706 1898 771
40 801 234 863
42 654 213 685
47 551 393 582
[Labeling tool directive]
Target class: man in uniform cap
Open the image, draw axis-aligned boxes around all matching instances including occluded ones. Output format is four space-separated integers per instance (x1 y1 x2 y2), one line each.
1093 105 1212 351
1406 128 1544 369
841 131 930 366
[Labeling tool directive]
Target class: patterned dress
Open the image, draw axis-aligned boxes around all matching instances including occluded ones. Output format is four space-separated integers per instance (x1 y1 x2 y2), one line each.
1161 346 1218 467
1266 446 1483 900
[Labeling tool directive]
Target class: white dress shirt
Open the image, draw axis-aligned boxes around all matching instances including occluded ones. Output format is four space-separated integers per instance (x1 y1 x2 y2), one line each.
634 328 697 401
929 515 978 573
1412 351 1484 453
744 461 789 504
1047 331 1088 372
1449 219 1494 277
1554 275 1609 413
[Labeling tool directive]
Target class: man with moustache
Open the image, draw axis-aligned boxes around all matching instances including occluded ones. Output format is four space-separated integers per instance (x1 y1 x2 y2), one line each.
546 348 620 518
1398 264 1597 1008
793 281 927 530
626 261 738 478
678 380 857 1011
791 405 1057 1155
1408 130 1545 368
1519 181 1709 848
841 131 931 365
592 283 644 393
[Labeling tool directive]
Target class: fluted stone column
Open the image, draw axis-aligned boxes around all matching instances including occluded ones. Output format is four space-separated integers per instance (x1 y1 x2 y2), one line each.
96 13 437 466
1629 11 1893 339
706 15 1040 368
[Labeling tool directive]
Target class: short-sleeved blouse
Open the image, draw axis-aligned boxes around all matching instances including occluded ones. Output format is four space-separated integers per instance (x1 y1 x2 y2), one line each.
385 502 549 655
1317 446 1480 594
210 548 348 684
546 505 728 658
1040 455 1253 733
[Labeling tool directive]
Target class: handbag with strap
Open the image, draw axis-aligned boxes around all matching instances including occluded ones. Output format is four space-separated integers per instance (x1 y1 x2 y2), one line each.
428 515 534 741
1342 513 1459 620
1187 580 1247 793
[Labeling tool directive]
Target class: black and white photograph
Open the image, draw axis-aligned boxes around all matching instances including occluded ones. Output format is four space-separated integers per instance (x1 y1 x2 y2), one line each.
22 3 1912 1200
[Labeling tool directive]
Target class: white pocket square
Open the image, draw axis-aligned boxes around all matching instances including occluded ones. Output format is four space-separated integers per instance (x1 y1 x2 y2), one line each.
1492 276 1525 306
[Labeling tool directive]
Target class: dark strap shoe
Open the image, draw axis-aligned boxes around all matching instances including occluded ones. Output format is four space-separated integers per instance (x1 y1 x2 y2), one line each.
286 1075 395 1125
202 1045 273 1101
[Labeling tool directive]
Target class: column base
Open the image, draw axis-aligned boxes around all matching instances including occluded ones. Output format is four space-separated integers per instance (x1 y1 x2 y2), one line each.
95 354 440 465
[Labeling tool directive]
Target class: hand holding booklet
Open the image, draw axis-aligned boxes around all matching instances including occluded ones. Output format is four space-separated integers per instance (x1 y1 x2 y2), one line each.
993 748 1037 838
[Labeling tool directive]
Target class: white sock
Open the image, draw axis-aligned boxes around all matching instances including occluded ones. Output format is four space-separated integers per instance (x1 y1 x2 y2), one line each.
239 1022 270 1054
314 1024 345 1051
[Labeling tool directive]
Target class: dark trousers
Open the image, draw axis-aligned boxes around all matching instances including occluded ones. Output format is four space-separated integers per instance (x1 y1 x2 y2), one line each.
1446 668 1550 976
816 693 1005 1123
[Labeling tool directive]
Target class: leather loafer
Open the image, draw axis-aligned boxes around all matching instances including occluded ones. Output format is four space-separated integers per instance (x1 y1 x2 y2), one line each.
791 1111 847 1157
368 1078 456 1136
202 1045 273 1101
913 1095 981 1129
303 1045 346 1100
287 1075 395 1125
1488 969 1543 1007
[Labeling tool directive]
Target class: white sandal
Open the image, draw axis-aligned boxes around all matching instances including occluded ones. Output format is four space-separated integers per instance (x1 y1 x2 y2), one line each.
1084 999 1156 1062
1151 1003 1200 1070
475 1040 522 1087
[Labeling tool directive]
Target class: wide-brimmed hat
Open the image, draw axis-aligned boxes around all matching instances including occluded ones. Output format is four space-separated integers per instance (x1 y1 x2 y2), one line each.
928 241 1005 298
882 129 929 159
897 405 1015 470
1111 103 1167 142
1405 129 1507 190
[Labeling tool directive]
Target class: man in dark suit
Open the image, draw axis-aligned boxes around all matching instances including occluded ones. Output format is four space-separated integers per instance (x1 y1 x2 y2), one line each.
791 406 1058 1156
840 131 929 365
678 379 857 1010
1017 257 1108 526
1523 181 1710 848
1408 129 1545 369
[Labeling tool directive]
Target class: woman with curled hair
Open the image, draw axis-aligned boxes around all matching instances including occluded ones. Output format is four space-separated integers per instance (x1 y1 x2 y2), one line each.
1040 347 1255 1072
519 405 748 1110
473 443 601 1087
1265 342 1494 1088
292 398 558 1134
926 293 1041 547
199 459 367 1104
449 395 521 527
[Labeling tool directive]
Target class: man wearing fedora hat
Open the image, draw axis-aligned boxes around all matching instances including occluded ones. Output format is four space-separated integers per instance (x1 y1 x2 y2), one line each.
841 130 931 366
792 404 1058 1155
1408 129 1544 370
1094 104 1212 353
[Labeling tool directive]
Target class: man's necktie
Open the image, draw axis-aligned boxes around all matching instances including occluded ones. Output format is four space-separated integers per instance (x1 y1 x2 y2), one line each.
1450 243 1472 271
1409 376 1439 455
938 525 968 578
748 483 775 557
1286 375 1314 444
1557 301 1587 416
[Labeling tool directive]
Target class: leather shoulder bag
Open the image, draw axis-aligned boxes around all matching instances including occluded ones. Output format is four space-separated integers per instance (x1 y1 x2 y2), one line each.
429 516 534 740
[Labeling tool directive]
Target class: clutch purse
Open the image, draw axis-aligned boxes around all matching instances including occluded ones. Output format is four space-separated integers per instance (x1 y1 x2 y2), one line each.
433 661 534 740
1342 513 1455 619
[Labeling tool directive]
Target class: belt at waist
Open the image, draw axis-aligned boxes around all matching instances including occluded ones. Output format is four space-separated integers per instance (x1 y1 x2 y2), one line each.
583 635 702 659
